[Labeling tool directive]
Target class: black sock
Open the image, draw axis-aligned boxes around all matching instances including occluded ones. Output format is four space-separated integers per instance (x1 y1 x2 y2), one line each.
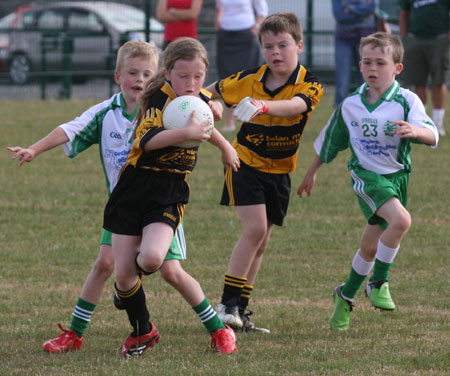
115 279 150 336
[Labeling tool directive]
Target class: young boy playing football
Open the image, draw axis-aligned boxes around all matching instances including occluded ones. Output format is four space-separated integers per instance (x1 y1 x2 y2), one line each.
298 32 439 330
206 12 324 331
7 40 167 352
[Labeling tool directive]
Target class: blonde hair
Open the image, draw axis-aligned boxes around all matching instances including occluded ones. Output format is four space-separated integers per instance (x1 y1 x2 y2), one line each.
259 12 303 44
136 37 209 126
115 40 159 72
360 32 404 64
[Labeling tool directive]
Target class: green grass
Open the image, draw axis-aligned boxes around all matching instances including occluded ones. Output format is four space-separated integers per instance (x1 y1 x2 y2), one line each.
1 94 449 375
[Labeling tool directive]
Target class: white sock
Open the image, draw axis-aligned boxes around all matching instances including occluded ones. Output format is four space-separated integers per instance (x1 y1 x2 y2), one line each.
432 108 445 128
376 240 399 264
352 249 375 276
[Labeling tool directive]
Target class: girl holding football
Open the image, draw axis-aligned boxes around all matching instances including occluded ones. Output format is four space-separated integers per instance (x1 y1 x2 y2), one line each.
103 37 239 357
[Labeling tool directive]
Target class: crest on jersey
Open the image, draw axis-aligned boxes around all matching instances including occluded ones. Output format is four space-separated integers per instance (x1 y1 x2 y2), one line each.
246 134 265 146
383 120 397 137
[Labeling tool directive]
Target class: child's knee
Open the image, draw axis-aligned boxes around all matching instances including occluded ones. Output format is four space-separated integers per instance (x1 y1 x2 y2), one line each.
160 264 180 285
92 254 114 277
138 253 164 274
391 210 411 235
244 223 267 243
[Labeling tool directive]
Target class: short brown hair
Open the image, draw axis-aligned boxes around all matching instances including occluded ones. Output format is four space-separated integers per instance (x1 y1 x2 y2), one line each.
360 32 404 64
258 12 303 44
115 40 159 72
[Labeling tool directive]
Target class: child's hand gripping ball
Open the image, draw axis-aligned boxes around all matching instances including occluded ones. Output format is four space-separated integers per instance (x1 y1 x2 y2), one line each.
163 95 214 148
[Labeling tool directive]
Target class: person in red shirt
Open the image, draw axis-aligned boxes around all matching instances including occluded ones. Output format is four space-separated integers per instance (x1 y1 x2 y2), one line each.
157 0 203 49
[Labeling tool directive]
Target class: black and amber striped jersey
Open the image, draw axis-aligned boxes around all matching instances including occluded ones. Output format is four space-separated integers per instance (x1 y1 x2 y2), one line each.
124 82 212 175
216 63 323 173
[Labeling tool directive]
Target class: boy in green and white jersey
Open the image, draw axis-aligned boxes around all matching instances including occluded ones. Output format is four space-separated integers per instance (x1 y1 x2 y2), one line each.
7 40 185 352
298 32 439 331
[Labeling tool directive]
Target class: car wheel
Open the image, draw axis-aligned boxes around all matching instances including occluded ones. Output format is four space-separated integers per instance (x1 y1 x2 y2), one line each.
9 54 32 85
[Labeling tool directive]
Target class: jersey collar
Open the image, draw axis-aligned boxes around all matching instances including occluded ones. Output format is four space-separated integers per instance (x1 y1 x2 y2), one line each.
359 80 400 112
116 92 138 121
360 80 400 101
260 62 302 97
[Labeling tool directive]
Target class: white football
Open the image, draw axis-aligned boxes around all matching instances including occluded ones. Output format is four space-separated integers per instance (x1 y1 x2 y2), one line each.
162 95 214 148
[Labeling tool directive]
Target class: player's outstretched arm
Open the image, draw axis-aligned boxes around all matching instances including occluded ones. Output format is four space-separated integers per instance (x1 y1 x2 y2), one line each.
234 96 307 122
208 128 240 172
7 127 69 167
297 155 324 198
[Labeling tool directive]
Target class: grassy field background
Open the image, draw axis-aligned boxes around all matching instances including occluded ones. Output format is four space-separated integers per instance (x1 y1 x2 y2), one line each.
1 93 449 375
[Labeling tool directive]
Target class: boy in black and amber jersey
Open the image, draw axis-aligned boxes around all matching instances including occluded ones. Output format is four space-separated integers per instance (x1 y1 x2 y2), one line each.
206 12 324 331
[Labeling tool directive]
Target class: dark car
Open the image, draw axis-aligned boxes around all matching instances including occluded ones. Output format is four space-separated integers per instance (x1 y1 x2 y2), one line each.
5 1 163 84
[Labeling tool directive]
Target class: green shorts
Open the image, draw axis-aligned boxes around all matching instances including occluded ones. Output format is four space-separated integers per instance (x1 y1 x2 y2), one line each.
100 221 186 261
350 168 409 230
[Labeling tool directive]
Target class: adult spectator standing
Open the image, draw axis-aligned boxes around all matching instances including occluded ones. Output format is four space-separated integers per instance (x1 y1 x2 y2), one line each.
332 0 389 108
156 0 203 50
215 0 268 131
399 0 450 137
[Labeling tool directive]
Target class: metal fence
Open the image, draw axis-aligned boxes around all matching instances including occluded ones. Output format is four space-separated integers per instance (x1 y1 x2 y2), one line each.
0 0 397 101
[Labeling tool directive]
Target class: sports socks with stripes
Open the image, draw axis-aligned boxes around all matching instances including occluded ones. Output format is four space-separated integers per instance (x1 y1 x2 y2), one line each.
70 297 96 338
192 298 226 333
239 284 253 314
221 273 247 306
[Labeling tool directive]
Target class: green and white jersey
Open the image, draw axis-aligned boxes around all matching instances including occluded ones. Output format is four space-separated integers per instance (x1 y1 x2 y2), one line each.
315 81 439 175
59 93 136 193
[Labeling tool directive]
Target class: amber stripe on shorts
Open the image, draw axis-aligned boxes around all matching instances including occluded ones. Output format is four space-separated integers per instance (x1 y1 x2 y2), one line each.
224 167 235 205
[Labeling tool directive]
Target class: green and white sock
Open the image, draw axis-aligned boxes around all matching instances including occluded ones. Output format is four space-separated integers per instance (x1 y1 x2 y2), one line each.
370 241 399 282
192 298 226 333
70 297 96 337
342 249 374 300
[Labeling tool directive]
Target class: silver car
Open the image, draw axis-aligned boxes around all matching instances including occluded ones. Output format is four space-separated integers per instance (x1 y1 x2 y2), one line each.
7 1 163 84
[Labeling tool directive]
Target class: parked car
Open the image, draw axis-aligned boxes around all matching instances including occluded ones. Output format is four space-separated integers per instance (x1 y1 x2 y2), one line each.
5 1 164 84
0 16 10 72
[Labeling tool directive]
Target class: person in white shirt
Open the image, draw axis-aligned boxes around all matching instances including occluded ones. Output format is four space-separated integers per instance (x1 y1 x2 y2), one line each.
215 0 268 131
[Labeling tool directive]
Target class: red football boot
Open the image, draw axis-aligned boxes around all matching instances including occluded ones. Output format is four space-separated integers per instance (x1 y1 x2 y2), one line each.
119 322 160 358
210 324 237 354
43 323 83 353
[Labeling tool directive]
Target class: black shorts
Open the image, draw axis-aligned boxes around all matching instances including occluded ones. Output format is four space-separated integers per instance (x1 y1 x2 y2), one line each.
220 162 291 226
103 166 188 236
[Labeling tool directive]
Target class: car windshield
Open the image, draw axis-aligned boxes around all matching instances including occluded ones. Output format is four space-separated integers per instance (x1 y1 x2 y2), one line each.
0 13 15 29
103 5 161 32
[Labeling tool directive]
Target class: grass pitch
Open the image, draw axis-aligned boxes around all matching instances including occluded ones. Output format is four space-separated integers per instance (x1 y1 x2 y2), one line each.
1 94 449 375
